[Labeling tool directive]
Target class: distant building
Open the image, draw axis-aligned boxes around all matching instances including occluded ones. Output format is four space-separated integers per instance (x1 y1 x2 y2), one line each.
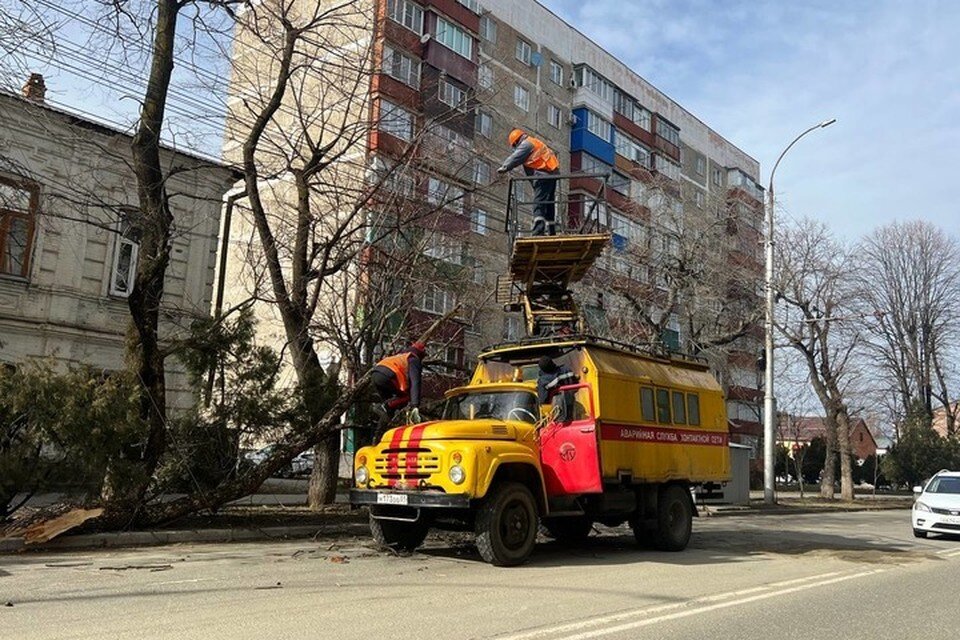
778 414 879 462
0 78 236 409
932 402 958 438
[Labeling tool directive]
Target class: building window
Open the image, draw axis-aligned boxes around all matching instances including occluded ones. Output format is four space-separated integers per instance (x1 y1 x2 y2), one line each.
478 64 493 90
695 191 705 208
609 173 630 196
475 110 492 137
634 106 651 130
473 159 491 185
579 153 609 175
418 282 457 315
438 77 466 109
503 315 523 340
712 167 723 186
655 155 680 181
479 14 497 43
387 0 424 35
109 213 141 297
426 176 464 213
656 119 680 147
515 38 532 65
514 84 530 112
435 17 473 59
547 104 562 129
456 0 480 13
585 109 611 141
614 131 650 167
549 60 563 85
379 99 415 141
383 45 421 88
471 208 487 234
575 65 612 102
424 234 463 265
0 176 37 279
695 156 705 176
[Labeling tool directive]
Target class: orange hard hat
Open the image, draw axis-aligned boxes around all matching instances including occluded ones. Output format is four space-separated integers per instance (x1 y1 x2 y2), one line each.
508 128 525 147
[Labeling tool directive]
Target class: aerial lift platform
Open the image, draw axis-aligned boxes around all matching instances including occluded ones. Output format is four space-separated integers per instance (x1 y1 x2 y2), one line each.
498 174 611 336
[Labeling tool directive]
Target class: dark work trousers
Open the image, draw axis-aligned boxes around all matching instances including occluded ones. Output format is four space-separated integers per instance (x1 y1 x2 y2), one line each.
371 368 408 438
531 174 559 236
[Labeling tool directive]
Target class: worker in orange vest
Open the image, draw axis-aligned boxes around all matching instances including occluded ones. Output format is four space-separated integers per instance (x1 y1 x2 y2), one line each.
497 128 561 236
371 342 426 437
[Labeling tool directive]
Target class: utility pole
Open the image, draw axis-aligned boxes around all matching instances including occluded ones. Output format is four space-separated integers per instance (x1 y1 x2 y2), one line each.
763 118 836 505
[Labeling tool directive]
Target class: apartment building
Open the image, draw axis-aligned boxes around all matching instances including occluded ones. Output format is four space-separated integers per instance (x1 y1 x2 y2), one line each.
226 0 765 447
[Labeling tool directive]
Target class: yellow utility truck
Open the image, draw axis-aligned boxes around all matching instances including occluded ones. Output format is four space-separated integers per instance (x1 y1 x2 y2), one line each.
350 335 730 566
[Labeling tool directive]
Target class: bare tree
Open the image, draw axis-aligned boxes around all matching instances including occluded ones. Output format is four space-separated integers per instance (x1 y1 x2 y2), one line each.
774 218 860 500
856 221 960 436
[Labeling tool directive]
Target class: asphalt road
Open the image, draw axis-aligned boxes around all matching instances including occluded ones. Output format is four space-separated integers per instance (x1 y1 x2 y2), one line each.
3 509 959 640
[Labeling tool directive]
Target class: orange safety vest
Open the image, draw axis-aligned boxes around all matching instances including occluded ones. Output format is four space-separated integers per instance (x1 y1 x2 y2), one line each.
523 135 560 173
376 352 411 392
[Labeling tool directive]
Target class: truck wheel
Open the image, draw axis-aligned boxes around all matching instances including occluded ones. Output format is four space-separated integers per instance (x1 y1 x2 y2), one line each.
541 516 593 544
476 482 538 566
653 484 693 552
369 513 430 552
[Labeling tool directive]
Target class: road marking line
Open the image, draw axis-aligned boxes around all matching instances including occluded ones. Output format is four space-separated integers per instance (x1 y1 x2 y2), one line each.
942 549 960 558
556 569 885 640
935 547 960 555
495 572 844 640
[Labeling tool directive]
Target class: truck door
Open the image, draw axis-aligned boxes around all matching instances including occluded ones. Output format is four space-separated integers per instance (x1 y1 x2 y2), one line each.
539 384 602 495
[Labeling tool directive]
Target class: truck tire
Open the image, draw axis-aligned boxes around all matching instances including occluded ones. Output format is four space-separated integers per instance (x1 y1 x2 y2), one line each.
476 482 538 566
652 484 693 552
541 516 593 544
369 513 430 552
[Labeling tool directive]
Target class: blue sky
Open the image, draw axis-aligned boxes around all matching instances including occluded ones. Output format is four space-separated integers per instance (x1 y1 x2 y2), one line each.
542 0 960 240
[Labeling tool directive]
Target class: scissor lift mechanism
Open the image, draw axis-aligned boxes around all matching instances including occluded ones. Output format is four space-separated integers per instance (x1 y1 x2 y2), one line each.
498 234 610 336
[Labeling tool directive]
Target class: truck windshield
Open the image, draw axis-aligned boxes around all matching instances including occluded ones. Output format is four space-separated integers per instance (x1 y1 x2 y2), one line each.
443 391 539 424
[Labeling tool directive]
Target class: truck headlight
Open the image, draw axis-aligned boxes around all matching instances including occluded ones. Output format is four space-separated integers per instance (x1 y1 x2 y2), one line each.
356 466 369 484
914 500 931 512
449 465 465 485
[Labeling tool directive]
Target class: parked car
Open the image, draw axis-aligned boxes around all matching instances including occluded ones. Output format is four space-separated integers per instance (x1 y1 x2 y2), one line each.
292 451 314 477
245 444 298 478
912 470 960 538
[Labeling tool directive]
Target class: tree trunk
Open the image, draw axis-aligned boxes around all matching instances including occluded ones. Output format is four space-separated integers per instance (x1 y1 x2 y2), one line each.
308 434 340 508
836 410 855 501
820 424 836 499
102 0 181 516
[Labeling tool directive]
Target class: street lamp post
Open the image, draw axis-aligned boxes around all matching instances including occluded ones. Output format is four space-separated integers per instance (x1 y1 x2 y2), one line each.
763 118 836 505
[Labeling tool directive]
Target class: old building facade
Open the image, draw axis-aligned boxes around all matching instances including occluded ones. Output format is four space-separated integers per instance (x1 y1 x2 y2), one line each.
0 87 236 409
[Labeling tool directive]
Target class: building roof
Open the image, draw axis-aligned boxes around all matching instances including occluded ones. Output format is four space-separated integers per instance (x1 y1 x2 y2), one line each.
0 91 238 173
778 415 878 448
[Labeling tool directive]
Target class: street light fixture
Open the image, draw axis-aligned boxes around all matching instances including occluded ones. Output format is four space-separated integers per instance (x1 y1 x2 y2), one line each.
763 118 836 505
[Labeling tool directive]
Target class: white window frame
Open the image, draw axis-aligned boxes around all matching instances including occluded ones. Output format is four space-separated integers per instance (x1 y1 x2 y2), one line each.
426 176 464 213
387 0 424 35
576 65 612 102
379 98 415 141
109 216 140 297
478 64 493 90
473 159 491 185
656 155 681 181
695 191 705 208
456 0 480 13
614 131 650 167
438 77 466 109
514 84 530 112
383 45 421 88
418 283 457 315
586 109 611 141
479 14 497 43
695 157 705 176
548 104 562 129
436 17 473 59
471 208 488 235
549 60 563 85
475 110 492 137
515 38 532 65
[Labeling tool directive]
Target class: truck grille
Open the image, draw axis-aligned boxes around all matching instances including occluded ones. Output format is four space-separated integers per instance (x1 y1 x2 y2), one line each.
375 448 441 481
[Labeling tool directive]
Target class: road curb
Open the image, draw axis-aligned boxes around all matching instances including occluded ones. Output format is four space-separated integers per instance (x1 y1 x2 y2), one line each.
700 504 911 517
1 519 369 554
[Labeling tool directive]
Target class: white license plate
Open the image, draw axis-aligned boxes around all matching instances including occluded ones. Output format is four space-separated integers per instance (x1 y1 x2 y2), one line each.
376 493 408 505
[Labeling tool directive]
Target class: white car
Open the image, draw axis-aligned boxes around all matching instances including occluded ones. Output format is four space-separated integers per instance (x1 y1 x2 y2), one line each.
912 471 960 538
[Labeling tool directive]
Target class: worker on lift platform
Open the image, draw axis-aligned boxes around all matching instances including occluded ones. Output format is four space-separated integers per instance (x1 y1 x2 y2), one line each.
497 129 560 236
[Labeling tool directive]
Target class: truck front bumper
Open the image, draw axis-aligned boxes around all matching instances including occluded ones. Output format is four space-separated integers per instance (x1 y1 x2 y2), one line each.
349 489 471 509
